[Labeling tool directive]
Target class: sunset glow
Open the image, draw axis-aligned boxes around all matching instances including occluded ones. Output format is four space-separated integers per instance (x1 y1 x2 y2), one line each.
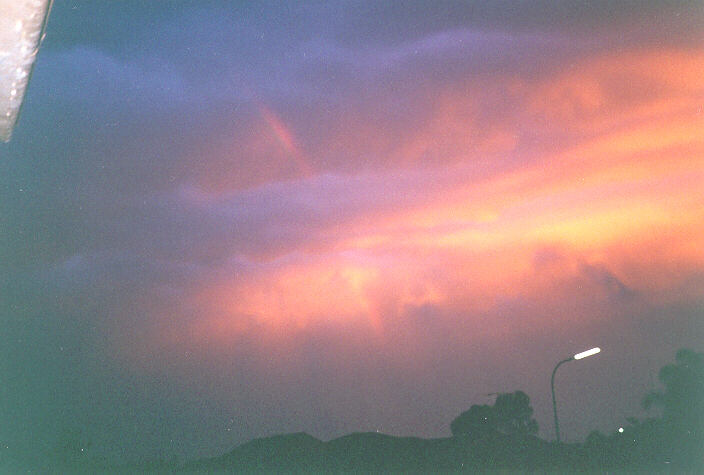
165 46 704 345
3 1 704 462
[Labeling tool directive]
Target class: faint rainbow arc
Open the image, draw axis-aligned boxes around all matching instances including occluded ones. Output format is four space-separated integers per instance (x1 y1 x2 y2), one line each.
258 104 315 177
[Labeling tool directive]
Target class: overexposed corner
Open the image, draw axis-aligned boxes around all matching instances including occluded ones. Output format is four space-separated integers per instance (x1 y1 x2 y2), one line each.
0 0 52 142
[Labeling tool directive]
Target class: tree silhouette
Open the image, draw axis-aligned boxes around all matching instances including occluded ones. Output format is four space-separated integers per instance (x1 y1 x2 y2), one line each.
582 348 704 470
642 348 704 436
493 391 538 436
450 404 496 438
451 390 538 438
639 348 704 468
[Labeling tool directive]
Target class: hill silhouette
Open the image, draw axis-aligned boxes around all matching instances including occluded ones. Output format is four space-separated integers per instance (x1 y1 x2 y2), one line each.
183 432 323 472
4 348 701 472
181 348 704 472
183 431 583 472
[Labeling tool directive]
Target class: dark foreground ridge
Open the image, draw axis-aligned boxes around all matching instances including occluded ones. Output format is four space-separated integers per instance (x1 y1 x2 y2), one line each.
181 425 701 472
2 348 702 472
181 348 703 472
183 431 562 472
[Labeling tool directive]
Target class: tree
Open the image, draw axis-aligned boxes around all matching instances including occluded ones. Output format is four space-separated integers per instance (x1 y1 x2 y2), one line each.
642 348 704 435
451 390 538 438
493 391 538 436
450 404 497 438
639 348 704 468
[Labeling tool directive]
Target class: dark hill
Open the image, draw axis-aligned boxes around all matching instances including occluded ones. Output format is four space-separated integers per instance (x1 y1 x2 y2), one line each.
183 432 323 472
182 431 565 472
322 432 460 471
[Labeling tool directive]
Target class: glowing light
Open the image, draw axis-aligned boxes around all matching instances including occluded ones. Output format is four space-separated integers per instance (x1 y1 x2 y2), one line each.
574 347 601 360
618 427 624 433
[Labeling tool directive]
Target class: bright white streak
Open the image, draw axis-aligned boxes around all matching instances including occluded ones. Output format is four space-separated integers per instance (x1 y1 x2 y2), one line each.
574 347 601 360
0 0 51 142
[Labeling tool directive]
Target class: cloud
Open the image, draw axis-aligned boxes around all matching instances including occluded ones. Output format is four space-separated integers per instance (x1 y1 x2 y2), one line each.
2 0 704 463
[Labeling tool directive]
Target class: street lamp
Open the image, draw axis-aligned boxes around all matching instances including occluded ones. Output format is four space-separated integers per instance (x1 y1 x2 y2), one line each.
551 347 600 443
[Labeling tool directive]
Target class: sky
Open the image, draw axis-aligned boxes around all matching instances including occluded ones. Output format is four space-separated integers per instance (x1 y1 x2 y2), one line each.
1 0 704 464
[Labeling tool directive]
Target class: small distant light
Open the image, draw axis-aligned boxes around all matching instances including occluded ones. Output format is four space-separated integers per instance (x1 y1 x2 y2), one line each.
574 347 601 360
618 427 624 433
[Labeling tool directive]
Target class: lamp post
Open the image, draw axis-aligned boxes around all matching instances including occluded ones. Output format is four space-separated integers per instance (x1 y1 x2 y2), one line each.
551 347 601 443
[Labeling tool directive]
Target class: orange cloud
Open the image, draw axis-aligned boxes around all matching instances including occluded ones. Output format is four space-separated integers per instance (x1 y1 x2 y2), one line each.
149 47 704 353
527 48 704 133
